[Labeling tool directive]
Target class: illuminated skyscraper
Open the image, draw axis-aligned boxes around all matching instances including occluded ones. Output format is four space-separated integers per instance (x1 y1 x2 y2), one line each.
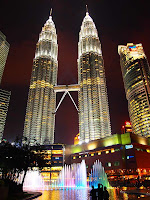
23 12 58 145
0 89 11 141
78 10 111 143
118 43 150 137
0 31 10 84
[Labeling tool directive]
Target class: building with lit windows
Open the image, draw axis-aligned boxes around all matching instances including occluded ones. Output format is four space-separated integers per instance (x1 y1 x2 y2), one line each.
0 31 10 84
32 144 64 184
23 12 58 145
24 9 112 146
78 10 111 143
118 43 150 137
65 133 150 184
0 89 11 141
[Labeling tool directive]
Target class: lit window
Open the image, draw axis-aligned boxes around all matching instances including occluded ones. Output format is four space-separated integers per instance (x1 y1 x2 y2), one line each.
127 155 134 159
106 162 111 167
106 150 109 154
73 157 76 160
111 149 114 153
146 149 150 153
91 153 94 156
114 161 120 166
98 152 101 155
115 149 120 152
79 156 81 158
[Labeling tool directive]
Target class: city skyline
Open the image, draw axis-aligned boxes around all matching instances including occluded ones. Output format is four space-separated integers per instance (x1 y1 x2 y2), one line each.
1 1 150 144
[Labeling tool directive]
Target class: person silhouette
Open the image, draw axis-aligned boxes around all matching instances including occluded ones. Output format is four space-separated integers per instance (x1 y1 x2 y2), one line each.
90 185 97 200
103 186 109 200
97 184 103 200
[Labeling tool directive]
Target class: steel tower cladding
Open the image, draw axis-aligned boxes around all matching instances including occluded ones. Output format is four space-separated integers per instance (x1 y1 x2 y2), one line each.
78 11 111 143
23 13 58 145
0 31 10 84
118 43 150 137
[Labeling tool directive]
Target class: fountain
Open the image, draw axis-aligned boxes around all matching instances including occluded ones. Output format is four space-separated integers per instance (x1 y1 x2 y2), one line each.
17 159 109 190
57 160 87 188
89 160 110 188
18 170 45 191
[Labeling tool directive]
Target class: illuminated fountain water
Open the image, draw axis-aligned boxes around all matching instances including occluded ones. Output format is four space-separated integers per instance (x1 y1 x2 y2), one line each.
57 160 87 188
18 160 109 190
89 160 110 188
18 170 45 191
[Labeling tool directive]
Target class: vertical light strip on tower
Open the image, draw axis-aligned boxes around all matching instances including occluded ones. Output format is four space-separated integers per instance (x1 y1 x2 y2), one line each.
78 10 111 143
118 43 150 137
23 11 58 145
0 89 11 141
0 31 10 84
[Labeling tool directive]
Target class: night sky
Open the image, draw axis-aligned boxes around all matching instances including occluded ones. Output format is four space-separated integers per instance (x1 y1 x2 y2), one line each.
1 0 150 144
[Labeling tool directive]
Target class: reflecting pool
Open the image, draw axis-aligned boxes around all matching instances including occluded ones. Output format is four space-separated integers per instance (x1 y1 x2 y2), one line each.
34 188 150 200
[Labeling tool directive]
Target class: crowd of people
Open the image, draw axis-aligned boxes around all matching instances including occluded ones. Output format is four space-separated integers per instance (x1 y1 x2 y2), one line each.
90 184 109 200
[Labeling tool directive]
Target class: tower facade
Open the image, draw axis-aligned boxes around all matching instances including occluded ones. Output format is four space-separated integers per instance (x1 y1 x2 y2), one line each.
118 43 150 137
78 11 111 143
23 14 58 145
0 89 11 141
0 31 10 84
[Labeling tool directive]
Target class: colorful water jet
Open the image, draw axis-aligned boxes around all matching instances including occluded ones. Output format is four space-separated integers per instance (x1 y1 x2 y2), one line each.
18 170 45 191
89 160 110 188
57 160 87 188
18 160 109 190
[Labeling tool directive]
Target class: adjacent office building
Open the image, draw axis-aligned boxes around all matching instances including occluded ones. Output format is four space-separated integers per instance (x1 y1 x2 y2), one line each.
0 31 10 84
23 13 58 145
78 11 111 143
118 43 150 137
0 89 11 141
0 31 10 141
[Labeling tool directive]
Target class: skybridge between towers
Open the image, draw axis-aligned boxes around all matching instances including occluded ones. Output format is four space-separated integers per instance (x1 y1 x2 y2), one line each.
53 84 80 113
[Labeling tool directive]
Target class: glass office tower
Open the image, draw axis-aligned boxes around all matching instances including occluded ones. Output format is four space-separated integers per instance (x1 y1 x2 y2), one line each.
23 13 58 145
118 43 150 137
78 11 111 143
0 89 11 141
0 31 10 84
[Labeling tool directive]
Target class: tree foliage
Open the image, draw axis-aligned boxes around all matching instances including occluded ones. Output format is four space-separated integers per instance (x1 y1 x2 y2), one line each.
0 138 46 186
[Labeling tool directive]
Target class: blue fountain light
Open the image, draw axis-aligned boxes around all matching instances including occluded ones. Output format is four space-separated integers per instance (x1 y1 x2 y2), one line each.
89 160 110 188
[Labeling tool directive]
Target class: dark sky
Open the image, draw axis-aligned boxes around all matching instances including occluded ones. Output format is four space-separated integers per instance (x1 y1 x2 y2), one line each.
1 0 150 144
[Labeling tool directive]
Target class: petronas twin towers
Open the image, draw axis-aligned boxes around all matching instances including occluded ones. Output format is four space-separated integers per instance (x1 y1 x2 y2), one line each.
23 9 111 145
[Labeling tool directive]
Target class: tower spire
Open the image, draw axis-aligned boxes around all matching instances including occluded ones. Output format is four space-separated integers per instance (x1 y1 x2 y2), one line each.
86 5 88 13
50 8 52 16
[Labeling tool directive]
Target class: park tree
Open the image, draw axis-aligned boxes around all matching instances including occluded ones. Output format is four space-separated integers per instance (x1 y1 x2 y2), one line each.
0 138 46 192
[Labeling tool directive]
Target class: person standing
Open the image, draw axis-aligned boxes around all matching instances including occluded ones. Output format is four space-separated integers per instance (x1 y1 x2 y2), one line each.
103 186 109 200
97 184 103 200
90 185 97 200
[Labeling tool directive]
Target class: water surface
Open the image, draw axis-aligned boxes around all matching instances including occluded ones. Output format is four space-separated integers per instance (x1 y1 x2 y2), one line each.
35 188 150 200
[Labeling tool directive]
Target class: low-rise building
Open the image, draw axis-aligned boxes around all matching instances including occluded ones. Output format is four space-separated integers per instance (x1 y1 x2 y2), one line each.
65 133 150 182
32 144 65 185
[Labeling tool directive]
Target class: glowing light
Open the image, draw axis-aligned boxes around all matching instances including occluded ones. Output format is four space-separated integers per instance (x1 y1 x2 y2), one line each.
125 121 131 126
85 139 89 143
125 144 133 149
88 143 97 150
111 149 115 153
